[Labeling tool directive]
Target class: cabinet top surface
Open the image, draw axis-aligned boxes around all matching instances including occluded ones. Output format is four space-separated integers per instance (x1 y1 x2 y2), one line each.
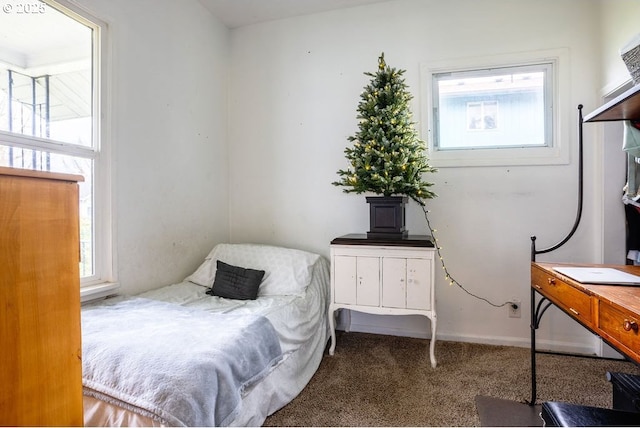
0 166 83 182
331 234 434 247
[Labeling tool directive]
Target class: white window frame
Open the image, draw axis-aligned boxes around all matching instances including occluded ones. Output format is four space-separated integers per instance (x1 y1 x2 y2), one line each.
0 0 116 301
421 48 570 167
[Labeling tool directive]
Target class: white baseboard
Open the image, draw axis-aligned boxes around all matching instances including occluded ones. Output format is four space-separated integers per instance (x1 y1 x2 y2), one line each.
341 323 600 358
335 308 613 358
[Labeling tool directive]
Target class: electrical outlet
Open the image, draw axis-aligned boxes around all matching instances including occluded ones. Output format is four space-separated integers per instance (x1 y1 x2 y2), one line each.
509 299 521 318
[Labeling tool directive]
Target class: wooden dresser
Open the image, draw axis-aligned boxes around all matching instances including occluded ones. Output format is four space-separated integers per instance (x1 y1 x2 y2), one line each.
0 167 84 426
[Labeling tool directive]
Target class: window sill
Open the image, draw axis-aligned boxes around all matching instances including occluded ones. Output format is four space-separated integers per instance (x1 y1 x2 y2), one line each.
428 144 569 168
81 282 120 303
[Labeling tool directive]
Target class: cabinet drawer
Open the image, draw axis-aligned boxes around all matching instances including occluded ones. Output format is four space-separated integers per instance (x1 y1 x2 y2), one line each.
531 268 593 325
599 301 640 355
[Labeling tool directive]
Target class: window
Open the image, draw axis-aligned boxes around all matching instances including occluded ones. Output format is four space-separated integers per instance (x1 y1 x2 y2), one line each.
0 0 114 298
423 49 569 167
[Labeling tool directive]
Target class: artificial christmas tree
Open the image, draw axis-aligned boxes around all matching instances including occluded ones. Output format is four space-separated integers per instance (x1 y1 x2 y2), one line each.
333 53 437 238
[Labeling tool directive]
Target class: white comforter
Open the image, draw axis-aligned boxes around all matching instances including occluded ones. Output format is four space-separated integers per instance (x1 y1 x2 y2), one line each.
139 265 328 356
82 297 283 426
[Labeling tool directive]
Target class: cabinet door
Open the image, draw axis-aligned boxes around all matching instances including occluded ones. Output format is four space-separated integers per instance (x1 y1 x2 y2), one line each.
334 255 357 304
356 256 380 306
382 257 407 308
407 258 431 310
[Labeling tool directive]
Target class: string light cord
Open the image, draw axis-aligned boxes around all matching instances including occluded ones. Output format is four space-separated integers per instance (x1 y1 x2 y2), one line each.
419 203 516 309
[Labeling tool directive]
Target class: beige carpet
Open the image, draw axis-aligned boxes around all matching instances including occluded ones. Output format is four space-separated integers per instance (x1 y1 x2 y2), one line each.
263 332 640 427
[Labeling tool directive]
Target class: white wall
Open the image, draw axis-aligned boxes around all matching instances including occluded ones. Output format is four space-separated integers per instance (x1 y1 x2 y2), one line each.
66 0 636 353
227 0 607 352
598 0 640 93
74 0 231 295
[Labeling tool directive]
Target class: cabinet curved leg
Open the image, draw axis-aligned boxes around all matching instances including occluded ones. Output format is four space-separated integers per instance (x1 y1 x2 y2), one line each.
429 314 437 368
328 305 337 356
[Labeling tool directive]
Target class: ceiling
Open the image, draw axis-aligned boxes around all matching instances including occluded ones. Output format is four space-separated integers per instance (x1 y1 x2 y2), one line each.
198 0 392 28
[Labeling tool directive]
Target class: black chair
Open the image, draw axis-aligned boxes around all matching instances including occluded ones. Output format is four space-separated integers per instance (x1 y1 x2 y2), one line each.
541 401 640 426
540 372 640 426
608 371 640 413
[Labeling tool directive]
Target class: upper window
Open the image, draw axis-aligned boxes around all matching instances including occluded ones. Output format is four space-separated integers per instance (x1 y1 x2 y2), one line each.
0 0 113 295
423 50 569 167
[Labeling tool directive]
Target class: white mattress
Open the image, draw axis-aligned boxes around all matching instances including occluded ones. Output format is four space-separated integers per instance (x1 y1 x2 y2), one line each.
83 255 330 426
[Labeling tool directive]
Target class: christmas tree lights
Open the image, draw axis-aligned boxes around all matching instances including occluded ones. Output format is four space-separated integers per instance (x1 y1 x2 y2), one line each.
333 53 437 204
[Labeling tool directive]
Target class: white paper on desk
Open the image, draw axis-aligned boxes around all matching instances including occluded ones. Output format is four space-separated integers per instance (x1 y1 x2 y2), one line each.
552 267 640 285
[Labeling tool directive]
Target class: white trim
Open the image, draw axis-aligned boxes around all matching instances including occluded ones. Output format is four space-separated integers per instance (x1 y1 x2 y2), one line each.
0 130 97 157
89 4 116 287
598 339 625 360
341 323 600 357
80 281 119 303
421 48 571 168
435 332 595 355
36 1 115 289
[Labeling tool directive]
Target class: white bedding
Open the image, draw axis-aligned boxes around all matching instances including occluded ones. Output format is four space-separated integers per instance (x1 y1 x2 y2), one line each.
140 282 316 355
83 244 330 427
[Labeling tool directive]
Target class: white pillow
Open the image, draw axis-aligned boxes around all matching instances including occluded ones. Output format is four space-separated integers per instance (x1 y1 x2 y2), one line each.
186 243 320 296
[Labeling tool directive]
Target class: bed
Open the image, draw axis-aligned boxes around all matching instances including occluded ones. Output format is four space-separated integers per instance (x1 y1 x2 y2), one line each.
81 243 330 427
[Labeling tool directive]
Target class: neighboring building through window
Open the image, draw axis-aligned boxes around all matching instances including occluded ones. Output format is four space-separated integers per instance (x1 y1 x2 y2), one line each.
0 0 113 296
467 100 498 131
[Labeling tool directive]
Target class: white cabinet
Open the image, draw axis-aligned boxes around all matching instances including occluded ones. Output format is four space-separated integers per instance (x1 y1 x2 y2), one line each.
328 234 437 368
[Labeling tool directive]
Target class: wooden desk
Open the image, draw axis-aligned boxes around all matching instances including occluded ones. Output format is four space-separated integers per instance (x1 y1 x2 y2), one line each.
530 262 640 403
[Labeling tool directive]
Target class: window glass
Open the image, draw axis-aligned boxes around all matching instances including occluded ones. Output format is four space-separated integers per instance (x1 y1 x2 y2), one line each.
0 4 92 147
433 63 552 151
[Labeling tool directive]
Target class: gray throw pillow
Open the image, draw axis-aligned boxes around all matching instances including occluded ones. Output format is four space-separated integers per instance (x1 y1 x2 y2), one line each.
206 260 265 300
